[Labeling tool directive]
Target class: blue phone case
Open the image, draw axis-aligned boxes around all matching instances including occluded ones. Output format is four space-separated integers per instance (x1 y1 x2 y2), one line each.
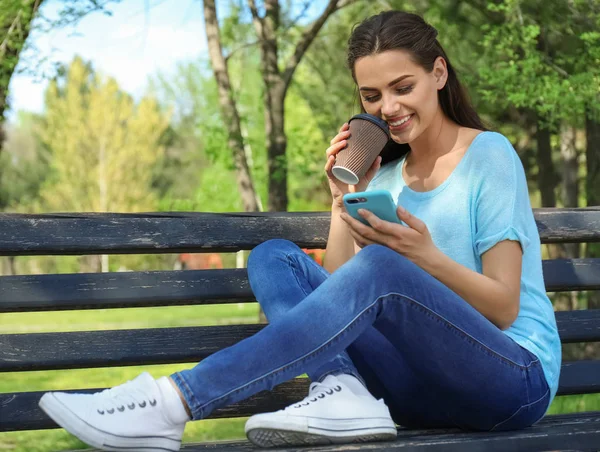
343 190 401 225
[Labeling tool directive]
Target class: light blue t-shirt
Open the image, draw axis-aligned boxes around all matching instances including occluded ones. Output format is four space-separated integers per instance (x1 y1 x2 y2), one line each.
366 131 561 404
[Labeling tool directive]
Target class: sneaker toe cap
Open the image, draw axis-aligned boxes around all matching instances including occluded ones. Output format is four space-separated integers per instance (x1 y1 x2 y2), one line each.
245 412 309 434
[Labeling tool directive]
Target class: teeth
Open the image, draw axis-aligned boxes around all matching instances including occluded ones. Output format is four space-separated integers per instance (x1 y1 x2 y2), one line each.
389 115 412 127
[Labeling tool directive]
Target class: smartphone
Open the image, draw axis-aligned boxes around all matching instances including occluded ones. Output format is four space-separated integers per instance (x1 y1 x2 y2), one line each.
342 190 401 225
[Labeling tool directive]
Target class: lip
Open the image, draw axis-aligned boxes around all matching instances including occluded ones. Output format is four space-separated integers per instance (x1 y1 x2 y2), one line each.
387 114 414 132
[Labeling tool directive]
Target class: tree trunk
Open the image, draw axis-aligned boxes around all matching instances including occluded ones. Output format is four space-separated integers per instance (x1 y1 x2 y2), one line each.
248 0 350 211
265 84 288 211
558 124 580 311
0 0 44 206
560 124 580 260
586 110 600 312
535 123 557 208
0 0 44 136
202 0 260 212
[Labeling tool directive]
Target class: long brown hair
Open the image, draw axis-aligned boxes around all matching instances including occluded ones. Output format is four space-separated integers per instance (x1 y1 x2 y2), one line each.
347 11 486 165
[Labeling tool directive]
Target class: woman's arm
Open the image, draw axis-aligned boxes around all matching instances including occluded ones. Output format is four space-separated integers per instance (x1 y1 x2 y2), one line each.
340 207 522 330
420 240 522 330
323 203 357 274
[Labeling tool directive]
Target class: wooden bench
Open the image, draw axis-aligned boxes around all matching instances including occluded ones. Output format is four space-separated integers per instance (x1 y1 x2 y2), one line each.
1 209 599 451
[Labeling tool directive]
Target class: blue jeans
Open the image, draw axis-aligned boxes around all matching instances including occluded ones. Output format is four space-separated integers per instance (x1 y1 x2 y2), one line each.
172 239 550 431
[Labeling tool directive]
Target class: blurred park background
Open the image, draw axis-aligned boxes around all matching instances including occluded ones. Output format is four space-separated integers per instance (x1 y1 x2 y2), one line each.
0 0 599 450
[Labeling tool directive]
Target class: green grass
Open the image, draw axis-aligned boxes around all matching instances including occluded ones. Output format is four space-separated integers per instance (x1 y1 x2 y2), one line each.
2 303 599 451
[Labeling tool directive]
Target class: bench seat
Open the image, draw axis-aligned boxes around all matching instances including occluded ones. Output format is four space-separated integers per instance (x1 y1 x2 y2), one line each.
1 208 599 450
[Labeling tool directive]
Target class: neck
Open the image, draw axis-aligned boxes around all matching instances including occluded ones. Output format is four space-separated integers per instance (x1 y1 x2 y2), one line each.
407 108 461 164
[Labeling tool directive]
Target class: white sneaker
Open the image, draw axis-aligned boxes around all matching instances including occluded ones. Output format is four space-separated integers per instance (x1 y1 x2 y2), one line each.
38 372 186 452
245 375 397 448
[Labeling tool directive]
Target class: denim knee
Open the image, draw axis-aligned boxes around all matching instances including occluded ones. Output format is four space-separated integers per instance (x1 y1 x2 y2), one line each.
355 244 414 273
247 239 299 271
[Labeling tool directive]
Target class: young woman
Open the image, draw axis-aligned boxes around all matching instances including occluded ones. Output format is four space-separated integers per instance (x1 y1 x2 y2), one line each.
39 10 561 451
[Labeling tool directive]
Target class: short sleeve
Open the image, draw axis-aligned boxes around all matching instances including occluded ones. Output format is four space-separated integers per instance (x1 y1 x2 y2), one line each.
473 136 532 256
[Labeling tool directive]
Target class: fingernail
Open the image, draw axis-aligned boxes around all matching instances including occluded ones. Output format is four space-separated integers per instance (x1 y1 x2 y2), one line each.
398 206 406 214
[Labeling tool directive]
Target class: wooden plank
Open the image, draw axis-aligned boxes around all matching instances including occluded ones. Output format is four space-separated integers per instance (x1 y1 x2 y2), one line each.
543 259 600 292
1 320 599 371
2 376 600 452
0 209 597 256
0 374 597 434
0 325 265 371
1 260 599 313
0 379 310 432
0 269 254 312
558 360 600 395
556 310 600 344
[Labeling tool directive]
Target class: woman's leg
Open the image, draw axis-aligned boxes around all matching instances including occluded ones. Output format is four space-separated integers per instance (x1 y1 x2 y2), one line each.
246 239 363 383
40 243 550 450
172 244 549 431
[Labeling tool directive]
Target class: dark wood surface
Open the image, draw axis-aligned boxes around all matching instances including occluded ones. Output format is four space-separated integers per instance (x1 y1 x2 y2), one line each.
2 208 599 449
61 412 600 452
0 360 597 432
1 311 599 372
0 208 598 256
1 259 599 313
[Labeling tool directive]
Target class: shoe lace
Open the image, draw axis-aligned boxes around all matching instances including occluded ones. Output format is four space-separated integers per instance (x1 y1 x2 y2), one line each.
94 379 157 415
286 381 343 410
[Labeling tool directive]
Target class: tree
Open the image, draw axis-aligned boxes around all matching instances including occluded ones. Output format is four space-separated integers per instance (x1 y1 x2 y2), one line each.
1 0 121 149
0 0 45 148
202 0 356 211
40 56 170 271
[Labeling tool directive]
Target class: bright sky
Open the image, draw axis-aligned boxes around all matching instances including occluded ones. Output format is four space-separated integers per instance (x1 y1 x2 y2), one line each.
7 0 326 123
7 0 209 121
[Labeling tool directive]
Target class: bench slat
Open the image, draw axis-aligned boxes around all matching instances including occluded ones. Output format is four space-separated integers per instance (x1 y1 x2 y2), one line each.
0 318 600 370
0 209 598 256
1 260 598 313
1 315 598 372
0 368 597 433
0 269 252 312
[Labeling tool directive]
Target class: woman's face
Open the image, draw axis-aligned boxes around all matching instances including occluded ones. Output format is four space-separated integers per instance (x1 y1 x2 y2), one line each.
354 49 447 144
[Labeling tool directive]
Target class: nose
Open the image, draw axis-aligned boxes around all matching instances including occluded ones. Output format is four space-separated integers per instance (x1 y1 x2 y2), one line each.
381 93 399 118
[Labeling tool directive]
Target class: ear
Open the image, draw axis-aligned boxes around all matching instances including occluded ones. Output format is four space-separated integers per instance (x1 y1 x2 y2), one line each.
432 56 448 90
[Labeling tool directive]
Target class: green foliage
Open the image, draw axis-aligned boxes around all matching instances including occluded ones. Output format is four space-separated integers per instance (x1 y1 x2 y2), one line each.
0 111 49 208
39 56 170 213
477 0 600 127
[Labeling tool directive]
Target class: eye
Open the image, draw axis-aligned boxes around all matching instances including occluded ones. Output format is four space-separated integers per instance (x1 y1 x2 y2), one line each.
396 85 413 94
362 95 380 103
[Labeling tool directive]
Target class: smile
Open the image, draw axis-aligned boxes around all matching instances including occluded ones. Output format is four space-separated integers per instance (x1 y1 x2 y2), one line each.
388 114 413 129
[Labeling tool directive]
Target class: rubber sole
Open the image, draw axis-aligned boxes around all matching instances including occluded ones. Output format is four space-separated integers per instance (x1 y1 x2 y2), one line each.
247 428 397 448
39 393 182 452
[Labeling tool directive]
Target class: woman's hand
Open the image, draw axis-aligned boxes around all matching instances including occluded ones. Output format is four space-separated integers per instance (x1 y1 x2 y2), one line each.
325 122 382 209
340 205 439 267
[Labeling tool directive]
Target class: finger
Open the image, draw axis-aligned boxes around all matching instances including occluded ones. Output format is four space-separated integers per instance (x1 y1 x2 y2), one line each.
347 227 374 249
330 129 350 146
326 140 348 157
341 212 378 239
338 122 349 133
357 208 397 234
397 206 427 233
324 155 335 173
363 156 382 182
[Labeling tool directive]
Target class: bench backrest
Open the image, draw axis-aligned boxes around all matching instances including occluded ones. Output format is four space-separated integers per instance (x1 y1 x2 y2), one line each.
1 208 599 432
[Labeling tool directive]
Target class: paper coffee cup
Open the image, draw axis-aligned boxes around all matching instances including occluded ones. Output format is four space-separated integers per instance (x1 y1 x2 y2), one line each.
332 114 390 185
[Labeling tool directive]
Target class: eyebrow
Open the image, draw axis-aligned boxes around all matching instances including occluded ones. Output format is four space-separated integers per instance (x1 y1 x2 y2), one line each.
359 75 413 91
